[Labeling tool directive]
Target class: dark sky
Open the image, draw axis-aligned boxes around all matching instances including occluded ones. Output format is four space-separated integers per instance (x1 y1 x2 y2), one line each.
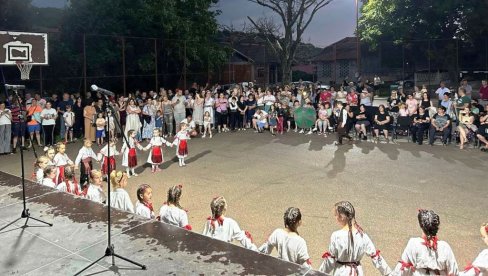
32 0 356 47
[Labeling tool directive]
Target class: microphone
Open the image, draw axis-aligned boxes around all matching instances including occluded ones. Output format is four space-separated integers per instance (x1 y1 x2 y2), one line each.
91 85 115 97
4 84 26 90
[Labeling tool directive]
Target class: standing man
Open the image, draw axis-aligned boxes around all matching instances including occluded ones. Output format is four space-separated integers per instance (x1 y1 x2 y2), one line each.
57 92 74 141
479 80 488 106
435 81 450 107
460 79 473 99
172 89 187 133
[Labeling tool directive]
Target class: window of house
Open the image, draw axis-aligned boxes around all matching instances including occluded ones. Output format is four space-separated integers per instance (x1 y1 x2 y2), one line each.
339 60 349 78
257 67 265 78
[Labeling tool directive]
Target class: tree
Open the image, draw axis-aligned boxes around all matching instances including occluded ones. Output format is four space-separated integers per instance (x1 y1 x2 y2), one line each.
247 0 332 84
0 0 33 31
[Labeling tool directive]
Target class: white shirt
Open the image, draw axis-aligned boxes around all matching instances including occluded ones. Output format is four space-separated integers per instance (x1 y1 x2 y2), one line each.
435 87 450 100
253 111 268 123
35 168 43 184
0 109 11 125
53 153 73 167
460 249 488 276
41 177 56 188
75 147 99 166
134 201 154 219
180 118 196 129
159 204 189 228
172 95 186 113
110 188 134 213
264 95 276 105
57 180 80 194
85 184 106 204
63 111 75 127
40 108 57 125
259 228 311 267
202 217 257 251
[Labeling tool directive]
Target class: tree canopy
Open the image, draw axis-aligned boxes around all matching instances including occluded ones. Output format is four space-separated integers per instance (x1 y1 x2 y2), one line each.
359 0 488 48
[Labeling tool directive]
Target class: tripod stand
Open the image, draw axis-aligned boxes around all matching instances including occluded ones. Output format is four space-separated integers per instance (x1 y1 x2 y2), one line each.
0 87 53 232
75 94 146 275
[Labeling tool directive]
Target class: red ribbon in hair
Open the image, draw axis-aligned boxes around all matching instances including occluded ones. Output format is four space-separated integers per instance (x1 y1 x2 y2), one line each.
207 216 224 229
184 224 192 231
244 230 253 243
370 250 381 259
306 259 312 265
322 251 336 259
463 263 480 275
484 225 488 235
422 235 438 251
399 261 415 271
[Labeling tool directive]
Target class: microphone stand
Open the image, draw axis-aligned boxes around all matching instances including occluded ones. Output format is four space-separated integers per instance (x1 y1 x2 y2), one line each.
0 88 53 232
75 95 146 275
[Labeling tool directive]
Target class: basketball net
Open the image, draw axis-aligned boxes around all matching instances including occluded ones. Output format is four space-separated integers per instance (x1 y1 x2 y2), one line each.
16 61 33 80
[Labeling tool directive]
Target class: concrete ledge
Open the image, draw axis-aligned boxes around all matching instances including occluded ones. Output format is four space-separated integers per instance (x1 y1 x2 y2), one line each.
0 171 324 275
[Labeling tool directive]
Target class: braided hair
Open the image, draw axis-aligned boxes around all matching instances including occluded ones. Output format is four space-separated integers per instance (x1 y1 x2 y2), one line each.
136 184 151 203
167 185 183 209
418 209 440 250
284 207 302 235
209 196 227 233
334 201 362 252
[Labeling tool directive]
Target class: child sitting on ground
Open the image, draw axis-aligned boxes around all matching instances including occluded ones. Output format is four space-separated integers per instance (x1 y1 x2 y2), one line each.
159 185 192 230
135 184 155 219
109 170 134 213
460 223 488 275
56 166 81 195
41 165 57 188
84 169 106 204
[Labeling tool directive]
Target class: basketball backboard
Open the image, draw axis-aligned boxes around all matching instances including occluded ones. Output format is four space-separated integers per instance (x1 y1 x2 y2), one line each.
0 31 48 65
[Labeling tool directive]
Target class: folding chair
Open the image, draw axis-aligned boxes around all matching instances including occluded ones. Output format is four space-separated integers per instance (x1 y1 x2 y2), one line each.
394 116 412 141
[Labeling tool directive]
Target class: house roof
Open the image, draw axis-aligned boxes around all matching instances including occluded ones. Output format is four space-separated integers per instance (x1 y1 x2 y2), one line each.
313 37 358 62
230 48 254 63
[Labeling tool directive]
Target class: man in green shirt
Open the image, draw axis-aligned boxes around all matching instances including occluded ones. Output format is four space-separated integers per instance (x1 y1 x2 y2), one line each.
455 87 470 120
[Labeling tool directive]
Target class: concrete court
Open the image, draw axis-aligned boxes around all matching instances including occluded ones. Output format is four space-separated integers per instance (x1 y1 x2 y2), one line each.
0 129 487 274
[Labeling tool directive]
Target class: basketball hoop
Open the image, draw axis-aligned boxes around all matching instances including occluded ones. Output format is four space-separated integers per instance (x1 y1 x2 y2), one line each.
16 61 33 80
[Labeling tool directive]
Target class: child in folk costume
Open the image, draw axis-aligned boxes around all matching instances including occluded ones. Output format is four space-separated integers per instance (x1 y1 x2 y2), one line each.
143 129 172 173
202 196 257 251
53 142 74 185
74 139 100 189
158 185 192 230
259 207 312 268
460 224 488 275
121 129 144 178
84 169 106 204
98 139 120 177
392 209 459 276
135 184 155 219
41 165 57 188
173 122 191 167
56 166 81 195
44 146 56 166
33 156 50 184
109 170 134 213
319 201 392 276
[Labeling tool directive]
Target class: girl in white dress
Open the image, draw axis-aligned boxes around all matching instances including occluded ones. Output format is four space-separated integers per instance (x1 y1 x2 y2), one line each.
202 196 257 251
460 224 488 275
74 139 100 188
134 184 155 219
99 139 120 177
159 185 192 230
53 142 74 184
41 165 56 188
202 111 212 138
124 99 142 138
143 129 172 173
319 201 392 276
142 98 157 140
109 170 134 213
121 130 144 178
203 91 215 128
392 209 459 276
33 156 50 184
84 169 106 204
56 166 81 195
172 123 190 167
192 92 204 133
259 207 312 268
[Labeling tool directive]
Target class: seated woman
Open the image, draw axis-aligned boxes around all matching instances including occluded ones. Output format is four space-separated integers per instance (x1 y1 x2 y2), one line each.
355 104 370 140
373 104 391 142
314 103 330 136
458 105 477 150
411 106 431 145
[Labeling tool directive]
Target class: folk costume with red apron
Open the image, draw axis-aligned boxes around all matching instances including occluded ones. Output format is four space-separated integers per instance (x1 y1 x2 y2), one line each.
53 152 73 185
75 146 99 188
173 130 190 158
99 144 120 175
145 136 172 165
121 137 142 168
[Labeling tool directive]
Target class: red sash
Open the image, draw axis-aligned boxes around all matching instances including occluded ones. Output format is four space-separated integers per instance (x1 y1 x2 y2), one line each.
102 156 116 175
56 165 65 185
151 146 163 164
82 158 92 174
128 148 137 168
178 140 188 156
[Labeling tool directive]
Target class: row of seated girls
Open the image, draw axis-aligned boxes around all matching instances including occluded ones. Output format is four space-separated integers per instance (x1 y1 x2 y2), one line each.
32 153 486 274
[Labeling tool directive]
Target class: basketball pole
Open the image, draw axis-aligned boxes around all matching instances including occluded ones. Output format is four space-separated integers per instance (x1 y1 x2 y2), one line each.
0 87 53 233
74 93 146 275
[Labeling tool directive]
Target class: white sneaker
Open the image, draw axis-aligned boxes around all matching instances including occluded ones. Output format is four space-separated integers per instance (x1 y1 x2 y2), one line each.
202 134 206 138
209 134 213 138
299 129 304 134
306 130 312 135
132 173 138 177
312 127 318 132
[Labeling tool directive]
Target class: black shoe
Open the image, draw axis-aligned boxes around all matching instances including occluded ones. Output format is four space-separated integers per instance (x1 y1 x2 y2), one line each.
12 148 16 154
362 136 367 141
